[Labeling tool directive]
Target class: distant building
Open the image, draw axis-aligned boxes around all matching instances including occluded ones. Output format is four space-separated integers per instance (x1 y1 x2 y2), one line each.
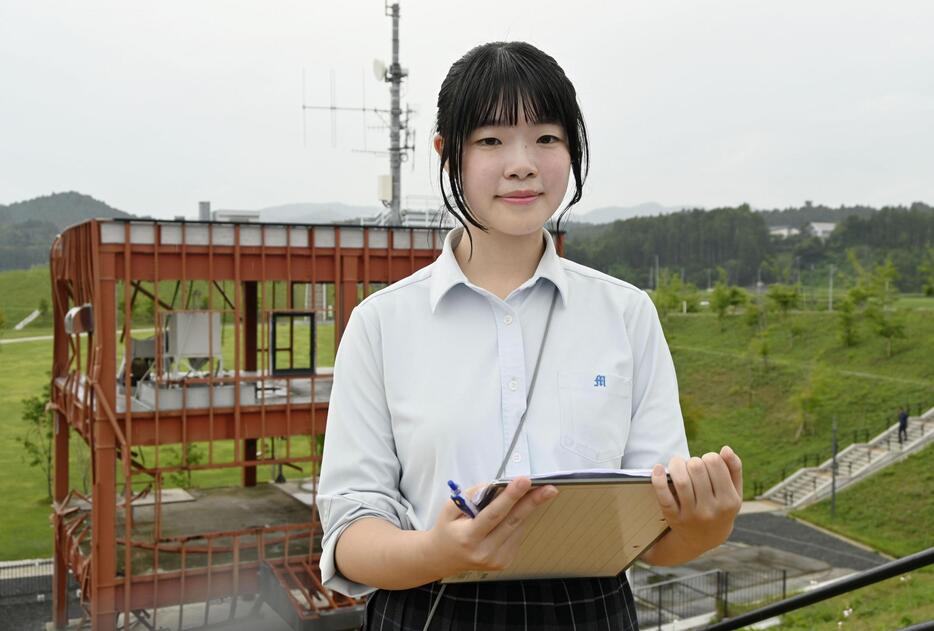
769 225 800 239
806 222 837 240
212 209 261 222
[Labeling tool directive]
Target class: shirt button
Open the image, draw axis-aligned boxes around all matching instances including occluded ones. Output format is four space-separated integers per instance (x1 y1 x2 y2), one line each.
503 314 514 325
508 378 518 392
512 452 522 463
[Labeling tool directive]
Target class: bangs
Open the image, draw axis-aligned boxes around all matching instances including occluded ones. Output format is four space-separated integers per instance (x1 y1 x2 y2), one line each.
456 45 575 134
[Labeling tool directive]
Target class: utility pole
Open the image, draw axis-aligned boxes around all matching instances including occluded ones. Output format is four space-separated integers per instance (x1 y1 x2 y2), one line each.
831 416 838 518
828 263 835 311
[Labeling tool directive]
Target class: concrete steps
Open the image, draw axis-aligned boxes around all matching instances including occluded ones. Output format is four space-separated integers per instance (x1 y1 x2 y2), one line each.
759 407 934 509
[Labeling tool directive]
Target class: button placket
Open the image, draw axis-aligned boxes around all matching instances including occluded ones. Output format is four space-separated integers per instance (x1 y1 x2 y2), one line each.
496 302 530 477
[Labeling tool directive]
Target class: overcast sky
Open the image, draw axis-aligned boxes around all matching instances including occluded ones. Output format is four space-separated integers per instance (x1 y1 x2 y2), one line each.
2 1 932 219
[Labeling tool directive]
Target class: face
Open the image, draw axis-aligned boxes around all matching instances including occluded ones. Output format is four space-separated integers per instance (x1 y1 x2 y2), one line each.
437 113 572 239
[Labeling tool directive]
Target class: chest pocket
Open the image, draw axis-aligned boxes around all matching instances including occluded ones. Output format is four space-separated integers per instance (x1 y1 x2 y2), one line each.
558 370 632 463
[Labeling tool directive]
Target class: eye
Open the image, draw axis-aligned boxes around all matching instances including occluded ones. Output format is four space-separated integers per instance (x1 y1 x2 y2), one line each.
477 137 501 146
538 134 563 144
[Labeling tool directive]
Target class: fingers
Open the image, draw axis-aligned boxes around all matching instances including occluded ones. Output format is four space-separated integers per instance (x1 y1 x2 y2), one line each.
650 464 679 522
721 445 743 495
703 452 742 515
474 477 533 536
688 456 715 507
668 457 696 513
486 484 557 548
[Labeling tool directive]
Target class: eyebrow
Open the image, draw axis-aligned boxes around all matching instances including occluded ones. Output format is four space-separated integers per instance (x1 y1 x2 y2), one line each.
471 119 563 132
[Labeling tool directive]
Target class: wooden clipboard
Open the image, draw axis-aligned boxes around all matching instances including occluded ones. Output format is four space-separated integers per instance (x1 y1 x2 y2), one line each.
442 474 669 583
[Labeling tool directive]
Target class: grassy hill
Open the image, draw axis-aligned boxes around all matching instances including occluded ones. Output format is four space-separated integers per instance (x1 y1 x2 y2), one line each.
0 265 53 331
662 308 934 496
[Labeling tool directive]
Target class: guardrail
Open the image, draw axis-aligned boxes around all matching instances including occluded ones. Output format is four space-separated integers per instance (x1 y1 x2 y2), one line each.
703 546 933 630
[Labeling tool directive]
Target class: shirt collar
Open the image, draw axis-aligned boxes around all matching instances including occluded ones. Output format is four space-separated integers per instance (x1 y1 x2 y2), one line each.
428 227 569 314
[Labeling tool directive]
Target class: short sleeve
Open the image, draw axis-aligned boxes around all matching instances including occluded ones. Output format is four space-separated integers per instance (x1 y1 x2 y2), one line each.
620 291 690 468
316 304 414 597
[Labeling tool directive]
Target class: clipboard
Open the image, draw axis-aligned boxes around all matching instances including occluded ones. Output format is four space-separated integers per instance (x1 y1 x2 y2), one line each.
442 470 670 583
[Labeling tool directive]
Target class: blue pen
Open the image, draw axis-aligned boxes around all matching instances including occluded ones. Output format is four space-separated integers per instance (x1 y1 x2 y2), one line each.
447 480 478 518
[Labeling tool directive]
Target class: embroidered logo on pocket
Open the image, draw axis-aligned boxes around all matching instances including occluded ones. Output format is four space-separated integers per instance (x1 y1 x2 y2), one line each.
593 374 606 387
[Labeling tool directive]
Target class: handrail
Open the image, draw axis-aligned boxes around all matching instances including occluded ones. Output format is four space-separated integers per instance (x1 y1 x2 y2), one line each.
703 546 933 630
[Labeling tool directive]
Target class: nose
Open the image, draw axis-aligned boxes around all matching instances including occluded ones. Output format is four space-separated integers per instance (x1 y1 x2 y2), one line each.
504 143 538 180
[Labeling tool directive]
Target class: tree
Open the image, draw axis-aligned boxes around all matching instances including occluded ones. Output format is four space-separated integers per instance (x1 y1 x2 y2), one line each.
709 270 748 332
918 248 934 296
790 365 834 440
651 269 700 319
837 297 858 346
750 329 771 369
866 305 905 358
17 381 54 499
765 283 801 318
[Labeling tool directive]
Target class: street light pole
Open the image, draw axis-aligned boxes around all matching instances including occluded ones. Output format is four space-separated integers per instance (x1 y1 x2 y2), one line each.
831 416 838 518
828 264 835 311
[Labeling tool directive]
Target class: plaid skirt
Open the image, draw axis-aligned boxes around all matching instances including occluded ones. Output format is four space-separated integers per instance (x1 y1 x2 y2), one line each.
363 573 639 631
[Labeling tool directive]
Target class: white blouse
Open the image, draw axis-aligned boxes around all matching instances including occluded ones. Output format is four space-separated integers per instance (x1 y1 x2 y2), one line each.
316 227 689 597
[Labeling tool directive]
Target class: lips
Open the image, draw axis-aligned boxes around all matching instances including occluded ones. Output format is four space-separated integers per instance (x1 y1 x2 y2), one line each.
499 191 542 205
501 190 541 198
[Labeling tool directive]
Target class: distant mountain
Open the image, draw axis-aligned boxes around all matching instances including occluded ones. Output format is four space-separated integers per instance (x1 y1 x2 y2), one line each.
570 202 697 225
0 192 134 270
253 202 384 224
0 191 132 230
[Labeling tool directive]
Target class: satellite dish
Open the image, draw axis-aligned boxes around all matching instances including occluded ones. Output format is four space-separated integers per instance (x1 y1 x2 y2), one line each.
373 59 387 82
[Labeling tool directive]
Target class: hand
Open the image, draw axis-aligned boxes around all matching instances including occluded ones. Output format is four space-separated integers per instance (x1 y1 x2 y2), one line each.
649 446 743 560
424 477 559 578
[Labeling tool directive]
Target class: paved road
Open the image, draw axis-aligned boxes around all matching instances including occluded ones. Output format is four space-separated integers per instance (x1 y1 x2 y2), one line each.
729 512 889 571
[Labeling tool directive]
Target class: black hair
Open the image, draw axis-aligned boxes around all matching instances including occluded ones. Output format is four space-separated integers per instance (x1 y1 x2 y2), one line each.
434 41 589 254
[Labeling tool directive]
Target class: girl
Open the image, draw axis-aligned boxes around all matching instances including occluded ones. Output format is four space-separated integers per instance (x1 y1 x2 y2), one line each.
316 41 743 630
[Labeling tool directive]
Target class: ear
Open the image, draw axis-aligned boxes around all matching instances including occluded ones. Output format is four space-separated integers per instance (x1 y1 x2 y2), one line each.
433 134 449 173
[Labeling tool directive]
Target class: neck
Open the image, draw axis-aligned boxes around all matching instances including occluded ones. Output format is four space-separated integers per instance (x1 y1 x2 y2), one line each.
453 227 546 300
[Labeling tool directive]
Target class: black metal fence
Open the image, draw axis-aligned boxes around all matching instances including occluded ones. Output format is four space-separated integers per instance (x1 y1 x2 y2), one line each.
0 559 56 605
633 568 787 630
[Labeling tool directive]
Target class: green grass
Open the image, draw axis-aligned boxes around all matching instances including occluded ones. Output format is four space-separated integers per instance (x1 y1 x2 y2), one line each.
772 567 934 630
0 265 53 331
792 448 934 557
663 311 934 495
0 339 57 560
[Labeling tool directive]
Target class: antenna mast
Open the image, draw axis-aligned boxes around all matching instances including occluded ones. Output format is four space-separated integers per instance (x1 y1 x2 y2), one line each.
386 1 405 225
302 1 413 225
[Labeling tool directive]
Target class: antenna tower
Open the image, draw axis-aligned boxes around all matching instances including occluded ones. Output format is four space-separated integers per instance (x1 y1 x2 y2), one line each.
302 1 414 225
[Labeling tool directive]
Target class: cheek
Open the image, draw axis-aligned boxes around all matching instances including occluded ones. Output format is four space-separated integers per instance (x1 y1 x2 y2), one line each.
461 154 499 198
542 151 572 188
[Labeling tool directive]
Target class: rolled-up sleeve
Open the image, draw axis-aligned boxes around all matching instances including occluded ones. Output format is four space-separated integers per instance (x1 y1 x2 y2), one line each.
621 291 690 468
316 304 414 597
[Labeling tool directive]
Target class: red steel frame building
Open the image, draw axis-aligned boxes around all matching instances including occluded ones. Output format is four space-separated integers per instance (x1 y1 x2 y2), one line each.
49 218 565 630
